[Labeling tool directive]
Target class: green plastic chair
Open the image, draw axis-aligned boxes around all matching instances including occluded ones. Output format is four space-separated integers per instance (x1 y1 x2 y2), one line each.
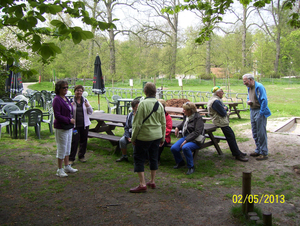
2 104 20 137
42 107 53 134
105 97 117 114
20 109 43 140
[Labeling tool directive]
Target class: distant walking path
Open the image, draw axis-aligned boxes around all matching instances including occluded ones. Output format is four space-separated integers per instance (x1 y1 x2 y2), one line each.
22 82 36 94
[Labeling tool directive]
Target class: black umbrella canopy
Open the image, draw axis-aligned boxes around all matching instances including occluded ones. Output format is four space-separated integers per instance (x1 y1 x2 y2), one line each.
92 55 105 94
6 64 23 96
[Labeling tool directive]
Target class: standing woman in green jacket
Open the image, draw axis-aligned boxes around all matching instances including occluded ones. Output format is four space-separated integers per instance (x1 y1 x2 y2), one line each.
130 82 166 193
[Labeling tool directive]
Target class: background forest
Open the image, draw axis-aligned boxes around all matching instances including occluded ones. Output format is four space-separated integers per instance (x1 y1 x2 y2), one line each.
2 0 300 84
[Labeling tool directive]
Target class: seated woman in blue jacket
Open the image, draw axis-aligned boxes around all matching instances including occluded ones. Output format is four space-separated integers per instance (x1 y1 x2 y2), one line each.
116 99 140 162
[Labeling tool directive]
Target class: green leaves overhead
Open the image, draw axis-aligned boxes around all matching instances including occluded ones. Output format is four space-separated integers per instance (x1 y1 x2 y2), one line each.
0 0 114 75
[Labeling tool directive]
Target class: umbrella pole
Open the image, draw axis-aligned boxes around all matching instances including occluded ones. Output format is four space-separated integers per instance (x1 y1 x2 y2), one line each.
98 94 100 111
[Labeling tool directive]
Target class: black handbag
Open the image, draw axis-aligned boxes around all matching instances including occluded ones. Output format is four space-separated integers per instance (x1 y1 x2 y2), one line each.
60 122 74 130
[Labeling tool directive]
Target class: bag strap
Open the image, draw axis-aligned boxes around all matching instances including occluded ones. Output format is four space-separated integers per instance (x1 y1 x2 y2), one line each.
142 101 159 124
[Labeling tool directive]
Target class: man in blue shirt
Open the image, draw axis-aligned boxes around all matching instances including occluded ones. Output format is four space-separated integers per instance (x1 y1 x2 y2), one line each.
242 74 271 160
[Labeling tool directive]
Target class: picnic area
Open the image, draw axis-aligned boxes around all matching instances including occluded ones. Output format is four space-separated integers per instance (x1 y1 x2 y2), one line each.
0 80 300 225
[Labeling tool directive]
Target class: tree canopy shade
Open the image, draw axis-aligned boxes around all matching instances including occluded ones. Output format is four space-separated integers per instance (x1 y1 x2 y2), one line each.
0 0 115 76
162 0 300 45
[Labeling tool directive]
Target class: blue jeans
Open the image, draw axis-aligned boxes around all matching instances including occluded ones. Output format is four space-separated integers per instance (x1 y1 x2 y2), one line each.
250 109 268 155
170 137 200 168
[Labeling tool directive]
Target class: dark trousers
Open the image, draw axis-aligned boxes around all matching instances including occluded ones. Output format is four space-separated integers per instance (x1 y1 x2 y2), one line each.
70 126 89 161
221 126 241 156
134 138 161 172
158 140 168 162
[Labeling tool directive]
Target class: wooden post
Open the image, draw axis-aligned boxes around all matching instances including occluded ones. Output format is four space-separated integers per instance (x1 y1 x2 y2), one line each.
242 172 252 214
263 212 272 226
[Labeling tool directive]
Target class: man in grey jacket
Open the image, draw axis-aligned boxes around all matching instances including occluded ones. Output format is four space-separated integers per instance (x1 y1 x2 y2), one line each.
207 86 248 162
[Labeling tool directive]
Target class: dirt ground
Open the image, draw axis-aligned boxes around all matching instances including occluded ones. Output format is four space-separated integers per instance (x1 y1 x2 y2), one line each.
1 100 300 225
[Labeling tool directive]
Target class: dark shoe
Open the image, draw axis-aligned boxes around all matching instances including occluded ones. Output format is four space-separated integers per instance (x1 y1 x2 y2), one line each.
240 152 247 156
130 185 147 193
186 166 195 175
116 156 128 162
256 155 268 161
79 158 87 163
146 181 156 189
235 155 249 162
173 160 185 169
250 152 260 157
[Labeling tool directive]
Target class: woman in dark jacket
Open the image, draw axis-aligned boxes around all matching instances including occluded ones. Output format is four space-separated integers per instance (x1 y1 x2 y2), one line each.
171 102 204 175
53 80 78 177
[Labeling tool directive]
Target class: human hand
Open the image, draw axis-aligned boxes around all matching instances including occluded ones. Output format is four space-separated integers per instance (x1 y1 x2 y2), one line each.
180 140 187 148
247 100 253 106
70 118 75 124
175 128 179 137
85 101 90 107
128 138 131 142
159 140 164 147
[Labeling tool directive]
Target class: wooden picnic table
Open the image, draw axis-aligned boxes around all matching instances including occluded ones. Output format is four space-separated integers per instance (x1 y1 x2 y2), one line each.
88 112 224 155
194 101 244 119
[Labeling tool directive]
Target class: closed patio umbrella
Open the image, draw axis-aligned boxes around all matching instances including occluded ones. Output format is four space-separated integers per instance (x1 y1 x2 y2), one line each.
6 64 23 98
92 55 106 110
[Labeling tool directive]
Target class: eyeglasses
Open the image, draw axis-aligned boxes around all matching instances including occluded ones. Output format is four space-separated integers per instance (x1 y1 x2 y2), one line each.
62 86 68 89
75 90 83 92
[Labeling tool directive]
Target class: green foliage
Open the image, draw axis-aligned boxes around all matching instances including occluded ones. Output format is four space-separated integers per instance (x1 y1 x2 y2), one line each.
0 71 7 97
0 0 114 76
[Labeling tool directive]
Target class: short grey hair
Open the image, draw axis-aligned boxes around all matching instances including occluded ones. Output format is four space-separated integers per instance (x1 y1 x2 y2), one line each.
242 74 254 80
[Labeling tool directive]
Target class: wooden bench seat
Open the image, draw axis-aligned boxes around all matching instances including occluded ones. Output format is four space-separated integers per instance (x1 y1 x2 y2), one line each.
88 131 122 152
105 122 124 127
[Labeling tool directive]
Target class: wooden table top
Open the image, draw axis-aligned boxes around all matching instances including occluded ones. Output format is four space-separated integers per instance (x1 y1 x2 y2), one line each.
89 112 127 123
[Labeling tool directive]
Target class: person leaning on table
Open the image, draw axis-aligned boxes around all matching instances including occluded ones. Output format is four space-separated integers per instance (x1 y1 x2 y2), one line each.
171 102 204 175
207 86 248 162
53 80 78 177
130 82 166 193
69 85 93 165
116 99 140 163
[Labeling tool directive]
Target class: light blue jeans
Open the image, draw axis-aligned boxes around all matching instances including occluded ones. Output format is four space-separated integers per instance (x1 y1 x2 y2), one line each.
170 137 200 168
250 109 268 155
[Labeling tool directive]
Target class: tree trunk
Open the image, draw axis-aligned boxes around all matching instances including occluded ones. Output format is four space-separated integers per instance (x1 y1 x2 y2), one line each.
107 1 116 77
169 4 178 80
206 40 211 76
242 5 247 68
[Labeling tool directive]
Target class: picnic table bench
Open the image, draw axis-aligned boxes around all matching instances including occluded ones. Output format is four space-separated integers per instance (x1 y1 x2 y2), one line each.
88 112 225 158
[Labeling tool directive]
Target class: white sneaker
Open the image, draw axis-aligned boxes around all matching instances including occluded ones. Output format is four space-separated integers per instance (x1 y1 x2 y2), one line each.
56 168 68 177
64 164 78 173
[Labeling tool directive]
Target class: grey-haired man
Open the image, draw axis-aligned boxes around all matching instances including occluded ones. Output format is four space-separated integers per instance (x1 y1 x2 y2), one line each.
242 74 271 160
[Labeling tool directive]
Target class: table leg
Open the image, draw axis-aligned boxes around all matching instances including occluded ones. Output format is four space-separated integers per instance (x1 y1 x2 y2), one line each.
231 106 241 119
207 132 223 155
14 115 18 139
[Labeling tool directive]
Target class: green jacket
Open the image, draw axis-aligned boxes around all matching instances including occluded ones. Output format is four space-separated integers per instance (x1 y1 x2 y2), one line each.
131 97 166 142
207 94 229 127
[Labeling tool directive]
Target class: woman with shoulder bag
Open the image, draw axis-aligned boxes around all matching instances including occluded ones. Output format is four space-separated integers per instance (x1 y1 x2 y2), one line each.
53 80 78 177
171 102 205 175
